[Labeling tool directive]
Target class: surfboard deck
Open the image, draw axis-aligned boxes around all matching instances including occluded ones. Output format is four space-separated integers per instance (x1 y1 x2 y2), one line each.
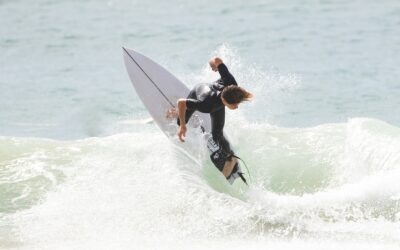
122 47 246 184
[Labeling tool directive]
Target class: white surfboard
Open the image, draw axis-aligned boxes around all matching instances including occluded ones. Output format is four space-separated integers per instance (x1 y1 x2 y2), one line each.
122 47 246 185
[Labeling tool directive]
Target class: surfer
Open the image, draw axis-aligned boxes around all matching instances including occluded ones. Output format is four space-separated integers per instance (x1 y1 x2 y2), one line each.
176 57 253 179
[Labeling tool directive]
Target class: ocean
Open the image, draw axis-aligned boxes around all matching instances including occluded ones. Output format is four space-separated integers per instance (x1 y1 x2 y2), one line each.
1 0 399 249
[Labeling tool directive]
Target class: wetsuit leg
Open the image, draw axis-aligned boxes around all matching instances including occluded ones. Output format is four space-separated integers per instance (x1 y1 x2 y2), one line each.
210 108 239 179
210 108 232 155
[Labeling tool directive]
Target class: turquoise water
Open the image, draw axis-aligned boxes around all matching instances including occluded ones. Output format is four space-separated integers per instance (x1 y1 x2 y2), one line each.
1 0 400 249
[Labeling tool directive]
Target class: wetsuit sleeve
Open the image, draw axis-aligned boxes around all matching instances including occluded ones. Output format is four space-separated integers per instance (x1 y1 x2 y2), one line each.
217 63 237 86
185 98 201 110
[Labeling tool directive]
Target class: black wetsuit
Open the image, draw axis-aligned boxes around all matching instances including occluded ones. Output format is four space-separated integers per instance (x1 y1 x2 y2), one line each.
179 63 237 157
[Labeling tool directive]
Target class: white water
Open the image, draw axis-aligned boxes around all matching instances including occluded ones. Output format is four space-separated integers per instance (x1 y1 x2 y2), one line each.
1 118 400 249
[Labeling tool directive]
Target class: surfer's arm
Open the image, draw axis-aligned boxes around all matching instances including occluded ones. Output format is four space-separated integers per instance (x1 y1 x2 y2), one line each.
177 98 202 142
209 57 237 86
177 99 188 142
217 63 237 86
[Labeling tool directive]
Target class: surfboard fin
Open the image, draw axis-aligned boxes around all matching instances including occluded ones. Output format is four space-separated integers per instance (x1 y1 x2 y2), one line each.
231 155 252 186
238 172 248 186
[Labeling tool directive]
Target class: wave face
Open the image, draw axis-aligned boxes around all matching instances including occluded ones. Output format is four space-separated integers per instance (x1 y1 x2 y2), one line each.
1 117 399 249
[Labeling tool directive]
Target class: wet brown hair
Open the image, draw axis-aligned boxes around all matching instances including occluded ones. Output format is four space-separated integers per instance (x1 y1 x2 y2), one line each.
221 86 253 104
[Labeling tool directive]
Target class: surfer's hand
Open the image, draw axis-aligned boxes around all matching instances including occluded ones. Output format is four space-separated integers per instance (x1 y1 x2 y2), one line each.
178 125 187 142
209 57 223 72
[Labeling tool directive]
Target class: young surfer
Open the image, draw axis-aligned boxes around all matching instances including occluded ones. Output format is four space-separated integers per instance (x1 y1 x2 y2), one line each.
175 57 253 179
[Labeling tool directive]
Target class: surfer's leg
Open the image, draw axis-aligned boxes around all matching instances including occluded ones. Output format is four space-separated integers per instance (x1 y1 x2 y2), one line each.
210 108 237 178
210 108 231 153
222 157 238 177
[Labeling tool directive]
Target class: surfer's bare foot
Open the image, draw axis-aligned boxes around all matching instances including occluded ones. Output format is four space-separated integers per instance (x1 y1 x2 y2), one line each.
222 157 238 178
166 108 178 119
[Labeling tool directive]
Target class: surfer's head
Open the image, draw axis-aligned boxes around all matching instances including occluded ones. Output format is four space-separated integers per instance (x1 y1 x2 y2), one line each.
221 86 253 110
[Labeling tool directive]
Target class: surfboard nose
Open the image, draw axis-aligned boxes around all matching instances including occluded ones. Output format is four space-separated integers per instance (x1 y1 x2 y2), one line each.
122 46 131 54
123 46 135 52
